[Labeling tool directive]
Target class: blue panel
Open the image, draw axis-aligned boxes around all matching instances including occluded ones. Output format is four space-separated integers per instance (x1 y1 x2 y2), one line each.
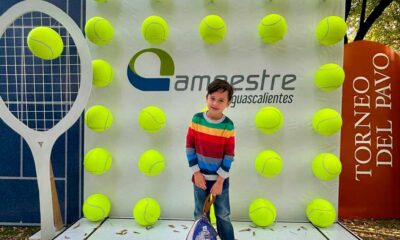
0 121 21 177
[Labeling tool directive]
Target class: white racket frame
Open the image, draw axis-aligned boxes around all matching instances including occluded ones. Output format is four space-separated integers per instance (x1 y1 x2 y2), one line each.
0 0 92 239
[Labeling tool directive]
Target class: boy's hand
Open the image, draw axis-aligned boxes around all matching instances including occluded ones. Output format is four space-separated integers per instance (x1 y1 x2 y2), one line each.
194 171 206 190
210 176 224 196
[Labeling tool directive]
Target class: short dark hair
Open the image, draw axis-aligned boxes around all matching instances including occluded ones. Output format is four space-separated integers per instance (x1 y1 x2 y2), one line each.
207 79 234 101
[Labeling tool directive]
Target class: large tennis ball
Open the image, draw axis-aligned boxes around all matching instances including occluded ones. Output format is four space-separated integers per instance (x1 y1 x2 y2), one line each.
83 193 111 222
85 105 113 132
314 63 345 92
92 59 114 87
312 108 342 136
312 153 342 181
138 106 166 133
199 15 227 43
306 198 336 227
255 106 284 134
138 149 165 176
84 147 113 175
255 150 283 178
258 14 287 43
27 27 63 60
315 16 347 46
133 198 161 226
249 198 276 227
85 16 114 45
141 16 169 45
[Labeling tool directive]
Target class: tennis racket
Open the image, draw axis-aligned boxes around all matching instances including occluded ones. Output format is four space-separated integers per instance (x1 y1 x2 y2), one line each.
0 0 92 239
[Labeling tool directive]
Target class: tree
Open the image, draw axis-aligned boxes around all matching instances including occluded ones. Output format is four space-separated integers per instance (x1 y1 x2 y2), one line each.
346 0 400 52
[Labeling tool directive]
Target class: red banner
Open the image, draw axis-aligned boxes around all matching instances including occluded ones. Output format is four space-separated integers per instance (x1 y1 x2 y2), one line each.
339 41 400 219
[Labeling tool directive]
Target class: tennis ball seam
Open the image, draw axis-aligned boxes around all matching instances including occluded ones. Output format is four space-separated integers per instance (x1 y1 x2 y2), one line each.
261 157 280 175
308 208 334 216
203 20 225 30
318 18 330 42
28 38 55 59
85 202 106 218
148 160 164 175
103 112 111 130
93 19 108 41
100 156 112 173
315 115 340 132
143 110 165 126
258 108 283 130
250 206 276 220
260 17 283 27
143 199 152 225
144 23 166 41
321 155 340 175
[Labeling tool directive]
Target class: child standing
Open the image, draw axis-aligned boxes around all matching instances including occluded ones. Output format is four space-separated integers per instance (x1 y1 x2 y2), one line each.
186 79 235 240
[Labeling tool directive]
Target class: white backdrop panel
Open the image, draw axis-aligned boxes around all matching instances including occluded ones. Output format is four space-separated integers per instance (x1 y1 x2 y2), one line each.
85 0 344 221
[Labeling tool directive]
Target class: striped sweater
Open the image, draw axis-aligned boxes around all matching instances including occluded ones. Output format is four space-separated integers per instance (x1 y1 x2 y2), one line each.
186 112 235 180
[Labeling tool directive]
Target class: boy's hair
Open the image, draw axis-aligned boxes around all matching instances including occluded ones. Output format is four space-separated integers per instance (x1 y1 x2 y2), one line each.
207 79 234 101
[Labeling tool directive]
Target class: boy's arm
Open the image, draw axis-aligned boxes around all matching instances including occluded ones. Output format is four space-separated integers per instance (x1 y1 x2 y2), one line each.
186 124 199 172
216 130 235 179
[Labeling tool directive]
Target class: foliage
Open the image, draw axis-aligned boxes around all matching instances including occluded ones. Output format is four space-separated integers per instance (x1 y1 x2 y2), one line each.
346 0 400 52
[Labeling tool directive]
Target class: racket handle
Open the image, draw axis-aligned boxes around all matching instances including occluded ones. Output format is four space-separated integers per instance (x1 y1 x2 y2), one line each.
203 194 216 214
50 164 64 230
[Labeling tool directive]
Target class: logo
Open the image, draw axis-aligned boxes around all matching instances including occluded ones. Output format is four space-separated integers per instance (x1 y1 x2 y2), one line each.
127 48 175 91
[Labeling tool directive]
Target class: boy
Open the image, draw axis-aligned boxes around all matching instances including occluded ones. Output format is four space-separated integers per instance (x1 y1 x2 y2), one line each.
186 79 235 240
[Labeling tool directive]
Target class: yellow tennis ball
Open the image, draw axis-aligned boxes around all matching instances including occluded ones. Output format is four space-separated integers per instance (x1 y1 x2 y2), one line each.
314 63 345 92
138 149 165 176
85 16 114 45
85 105 113 132
315 16 347 46
306 198 336 227
138 106 166 133
27 27 64 60
258 14 287 43
92 59 114 87
133 198 161 226
201 106 208 112
312 108 342 136
84 147 113 175
83 193 111 222
199 15 227 43
141 16 169 45
255 106 284 134
249 198 276 227
255 150 283 178
312 153 342 181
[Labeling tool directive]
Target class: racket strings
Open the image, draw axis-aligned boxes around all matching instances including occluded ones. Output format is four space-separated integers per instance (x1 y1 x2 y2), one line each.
0 11 81 131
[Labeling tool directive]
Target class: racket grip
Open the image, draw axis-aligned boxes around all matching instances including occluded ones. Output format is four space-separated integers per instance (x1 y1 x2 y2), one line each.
203 194 216 214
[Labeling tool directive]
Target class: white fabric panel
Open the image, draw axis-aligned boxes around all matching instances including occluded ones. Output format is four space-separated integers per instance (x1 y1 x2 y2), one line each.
85 0 345 221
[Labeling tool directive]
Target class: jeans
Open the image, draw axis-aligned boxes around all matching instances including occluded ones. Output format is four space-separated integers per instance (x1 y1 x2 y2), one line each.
193 185 235 240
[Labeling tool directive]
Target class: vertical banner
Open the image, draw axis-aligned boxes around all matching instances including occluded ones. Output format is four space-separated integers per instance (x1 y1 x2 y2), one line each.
339 40 400 218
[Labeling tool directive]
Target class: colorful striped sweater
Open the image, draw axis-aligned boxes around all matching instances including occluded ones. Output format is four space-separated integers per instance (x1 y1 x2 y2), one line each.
186 112 235 180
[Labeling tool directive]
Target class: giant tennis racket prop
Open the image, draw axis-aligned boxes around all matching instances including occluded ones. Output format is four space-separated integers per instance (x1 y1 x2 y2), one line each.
0 0 91 239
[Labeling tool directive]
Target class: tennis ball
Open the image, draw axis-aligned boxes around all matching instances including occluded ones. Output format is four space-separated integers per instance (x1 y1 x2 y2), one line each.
255 150 283 178
85 105 113 132
141 16 169 45
199 15 226 43
92 59 114 87
312 153 342 181
84 147 112 175
249 198 276 227
255 106 284 134
138 106 166 133
258 14 287 43
316 16 347 46
314 63 345 92
83 193 111 222
306 198 336 227
133 198 161 226
85 16 114 45
312 108 342 136
138 149 165 176
27 27 63 60
201 106 208 112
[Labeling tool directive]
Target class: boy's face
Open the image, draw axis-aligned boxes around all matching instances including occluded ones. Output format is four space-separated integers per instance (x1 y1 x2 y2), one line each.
206 89 231 118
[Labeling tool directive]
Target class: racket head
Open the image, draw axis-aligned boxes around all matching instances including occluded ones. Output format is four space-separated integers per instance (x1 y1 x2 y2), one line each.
0 0 91 140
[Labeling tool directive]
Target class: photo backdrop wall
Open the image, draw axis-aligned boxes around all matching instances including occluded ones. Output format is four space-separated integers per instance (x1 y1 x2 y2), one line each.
84 0 345 221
